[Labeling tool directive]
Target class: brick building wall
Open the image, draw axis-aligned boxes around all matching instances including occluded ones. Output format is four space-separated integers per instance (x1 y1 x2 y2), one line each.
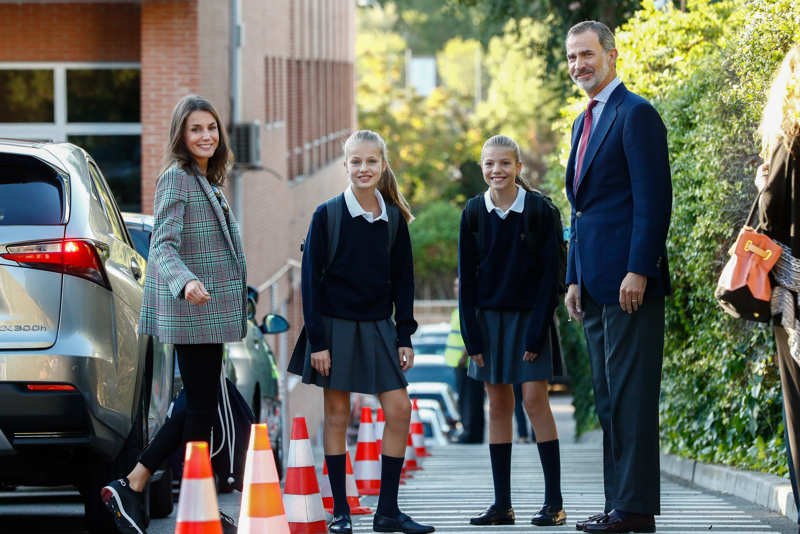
0 3 140 62
140 0 200 214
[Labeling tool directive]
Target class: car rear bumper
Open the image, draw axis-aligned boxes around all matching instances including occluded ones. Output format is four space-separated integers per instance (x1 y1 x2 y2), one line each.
0 351 135 465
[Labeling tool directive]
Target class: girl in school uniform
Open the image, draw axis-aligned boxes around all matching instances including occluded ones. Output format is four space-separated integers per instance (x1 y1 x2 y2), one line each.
459 135 565 527
289 130 434 534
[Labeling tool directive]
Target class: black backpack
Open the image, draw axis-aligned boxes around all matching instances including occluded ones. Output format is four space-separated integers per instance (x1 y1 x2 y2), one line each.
465 189 568 295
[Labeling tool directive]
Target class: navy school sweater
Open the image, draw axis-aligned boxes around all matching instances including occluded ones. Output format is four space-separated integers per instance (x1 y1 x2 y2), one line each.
457 204 558 356
301 200 417 353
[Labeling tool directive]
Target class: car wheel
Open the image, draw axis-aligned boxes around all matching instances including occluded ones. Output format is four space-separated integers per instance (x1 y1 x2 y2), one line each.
148 466 174 518
82 371 151 532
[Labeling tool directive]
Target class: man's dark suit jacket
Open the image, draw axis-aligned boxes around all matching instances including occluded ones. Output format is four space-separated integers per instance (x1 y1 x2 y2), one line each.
565 82 672 304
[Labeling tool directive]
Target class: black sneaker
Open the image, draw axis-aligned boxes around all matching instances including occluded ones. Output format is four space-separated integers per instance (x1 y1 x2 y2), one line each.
100 478 147 534
219 510 238 534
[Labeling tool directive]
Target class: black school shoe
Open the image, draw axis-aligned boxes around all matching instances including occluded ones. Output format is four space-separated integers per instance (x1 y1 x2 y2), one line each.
373 511 435 533
328 513 352 534
531 505 567 526
100 478 147 534
469 504 515 525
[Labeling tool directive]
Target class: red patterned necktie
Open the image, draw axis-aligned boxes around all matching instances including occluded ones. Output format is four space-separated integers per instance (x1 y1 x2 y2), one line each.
573 99 598 194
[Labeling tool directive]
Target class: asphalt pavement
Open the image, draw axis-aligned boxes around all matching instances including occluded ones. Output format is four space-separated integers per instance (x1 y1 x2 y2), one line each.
1 395 798 533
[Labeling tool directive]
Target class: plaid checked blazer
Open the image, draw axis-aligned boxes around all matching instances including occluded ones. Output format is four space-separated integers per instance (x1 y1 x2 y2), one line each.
138 165 248 344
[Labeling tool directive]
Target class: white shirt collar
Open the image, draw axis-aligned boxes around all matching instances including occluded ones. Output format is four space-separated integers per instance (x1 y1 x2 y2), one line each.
483 184 526 219
344 184 389 223
592 76 622 105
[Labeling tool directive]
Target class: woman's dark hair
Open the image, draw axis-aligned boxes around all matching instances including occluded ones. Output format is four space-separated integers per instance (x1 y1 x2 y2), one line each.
159 94 234 185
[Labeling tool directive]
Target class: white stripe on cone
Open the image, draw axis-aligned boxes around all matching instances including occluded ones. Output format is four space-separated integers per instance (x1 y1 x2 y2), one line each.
354 459 380 481
244 449 279 485
176 478 221 523
240 516 292 533
283 493 327 523
287 437 314 468
375 421 385 441
320 469 333 503
345 469 360 499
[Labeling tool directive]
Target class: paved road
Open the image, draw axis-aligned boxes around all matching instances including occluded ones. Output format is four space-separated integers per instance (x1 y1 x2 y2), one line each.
1 395 797 533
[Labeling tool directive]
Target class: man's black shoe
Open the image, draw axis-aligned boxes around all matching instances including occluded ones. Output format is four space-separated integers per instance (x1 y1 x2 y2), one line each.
583 510 655 533
328 513 352 534
576 513 608 531
469 504 515 525
219 510 238 534
373 511 434 533
100 478 147 534
531 505 567 526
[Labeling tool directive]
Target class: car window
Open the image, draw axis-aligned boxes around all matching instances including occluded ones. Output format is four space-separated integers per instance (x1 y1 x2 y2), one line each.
411 342 446 355
127 226 151 259
0 153 64 225
88 162 129 244
404 366 456 389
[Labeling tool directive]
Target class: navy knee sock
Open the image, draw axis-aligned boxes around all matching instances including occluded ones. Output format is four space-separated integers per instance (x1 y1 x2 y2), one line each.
537 439 563 509
325 454 350 516
376 454 404 516
489 442 512 509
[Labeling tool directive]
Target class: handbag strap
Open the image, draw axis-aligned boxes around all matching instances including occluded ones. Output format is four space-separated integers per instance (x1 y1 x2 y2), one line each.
744 187 765 229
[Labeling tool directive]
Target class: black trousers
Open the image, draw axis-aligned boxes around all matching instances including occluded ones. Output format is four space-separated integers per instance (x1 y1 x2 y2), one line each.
139 343 223 472
454 366 485 442
775 326 800 523
582 289 664 515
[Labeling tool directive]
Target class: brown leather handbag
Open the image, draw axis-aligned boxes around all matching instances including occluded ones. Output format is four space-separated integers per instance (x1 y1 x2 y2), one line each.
715 192 782 322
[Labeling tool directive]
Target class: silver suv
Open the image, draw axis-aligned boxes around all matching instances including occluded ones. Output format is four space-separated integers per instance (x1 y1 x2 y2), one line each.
0 140 173 532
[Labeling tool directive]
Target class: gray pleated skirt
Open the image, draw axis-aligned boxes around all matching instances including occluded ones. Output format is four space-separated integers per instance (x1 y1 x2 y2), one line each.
468 309 553 385
294 315 408 394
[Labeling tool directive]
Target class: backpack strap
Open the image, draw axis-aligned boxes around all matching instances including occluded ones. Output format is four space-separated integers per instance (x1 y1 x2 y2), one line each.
386 202 401 254
465 195 486 258
324 194 344 270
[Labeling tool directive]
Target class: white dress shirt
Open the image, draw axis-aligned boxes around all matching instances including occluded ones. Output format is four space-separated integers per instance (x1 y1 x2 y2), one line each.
344 184 389 223
483 184 526 220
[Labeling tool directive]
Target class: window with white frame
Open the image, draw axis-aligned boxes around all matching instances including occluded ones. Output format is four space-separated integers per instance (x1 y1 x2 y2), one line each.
0 63 142 211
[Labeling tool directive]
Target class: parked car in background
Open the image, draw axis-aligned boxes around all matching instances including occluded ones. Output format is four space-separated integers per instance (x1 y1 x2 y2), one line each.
404 353 457 391
415 398 453 444
0 140 174 532
410 322 449 356
407 382 461 437
122 212 289 481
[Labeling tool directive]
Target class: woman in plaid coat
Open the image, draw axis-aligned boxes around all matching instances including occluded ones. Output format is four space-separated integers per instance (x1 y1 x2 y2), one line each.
101 95 246 534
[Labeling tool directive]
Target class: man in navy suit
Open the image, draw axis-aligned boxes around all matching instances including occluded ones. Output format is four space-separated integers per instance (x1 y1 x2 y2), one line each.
563 21 672 533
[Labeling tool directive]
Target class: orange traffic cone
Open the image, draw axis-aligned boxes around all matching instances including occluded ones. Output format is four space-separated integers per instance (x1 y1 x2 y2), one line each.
174 441 223 534
411 399 430 457
403 432 421 472
353 407 380 495
320 451 372 515
375 408 386 454
283 417 326 534
344 450 372 514
238 423 290 534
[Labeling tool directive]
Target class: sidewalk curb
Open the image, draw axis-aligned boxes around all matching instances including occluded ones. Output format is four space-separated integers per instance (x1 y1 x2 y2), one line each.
660 452 797 520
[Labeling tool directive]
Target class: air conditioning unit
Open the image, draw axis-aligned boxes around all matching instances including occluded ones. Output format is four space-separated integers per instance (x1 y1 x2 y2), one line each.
230 121 261 168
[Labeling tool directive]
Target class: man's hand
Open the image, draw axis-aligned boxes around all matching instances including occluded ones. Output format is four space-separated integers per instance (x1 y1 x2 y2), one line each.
470 353 485 367
619 272 647 313
184 279 211 306
523 351 539 361
565 283 582 323
311 349 331 376
399 347 415 371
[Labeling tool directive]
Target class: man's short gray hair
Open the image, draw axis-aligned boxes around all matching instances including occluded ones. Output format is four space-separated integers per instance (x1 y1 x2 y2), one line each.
567 20 616 51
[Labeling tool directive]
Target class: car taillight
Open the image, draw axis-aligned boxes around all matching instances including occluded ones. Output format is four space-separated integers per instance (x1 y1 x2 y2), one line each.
27 384 76 391
1 239 110 289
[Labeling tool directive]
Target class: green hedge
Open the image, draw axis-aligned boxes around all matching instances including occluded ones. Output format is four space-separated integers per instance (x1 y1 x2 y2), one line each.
543 0 800 474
